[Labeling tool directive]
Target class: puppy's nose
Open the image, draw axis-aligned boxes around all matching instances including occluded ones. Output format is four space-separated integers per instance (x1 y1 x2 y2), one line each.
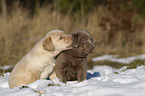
89 44 94 48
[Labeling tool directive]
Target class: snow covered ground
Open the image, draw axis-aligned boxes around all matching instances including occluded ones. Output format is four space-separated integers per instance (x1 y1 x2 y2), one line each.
92 54 145 64
0 54 145 96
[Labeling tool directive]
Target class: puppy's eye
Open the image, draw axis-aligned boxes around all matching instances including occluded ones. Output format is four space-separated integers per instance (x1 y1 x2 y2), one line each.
59 37 63 40
82 38 86 42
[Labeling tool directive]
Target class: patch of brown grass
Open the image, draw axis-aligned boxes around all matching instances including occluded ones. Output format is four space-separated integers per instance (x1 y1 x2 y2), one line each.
0 5 145 67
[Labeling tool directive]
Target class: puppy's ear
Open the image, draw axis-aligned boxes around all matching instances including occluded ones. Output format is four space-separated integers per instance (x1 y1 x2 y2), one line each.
43 36 55 51
71 33 80 48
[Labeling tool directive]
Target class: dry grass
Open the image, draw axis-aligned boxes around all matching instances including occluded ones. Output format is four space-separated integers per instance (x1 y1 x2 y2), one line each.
0 5 145 68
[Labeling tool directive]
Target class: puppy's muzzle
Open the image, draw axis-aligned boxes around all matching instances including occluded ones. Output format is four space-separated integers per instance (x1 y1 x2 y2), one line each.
88 44 94 53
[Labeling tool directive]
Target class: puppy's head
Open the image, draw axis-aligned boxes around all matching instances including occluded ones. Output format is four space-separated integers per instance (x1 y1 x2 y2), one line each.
43 30 73 52
71 29 94 55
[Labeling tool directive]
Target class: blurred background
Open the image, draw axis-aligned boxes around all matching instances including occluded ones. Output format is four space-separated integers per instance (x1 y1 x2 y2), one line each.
0 0 145 74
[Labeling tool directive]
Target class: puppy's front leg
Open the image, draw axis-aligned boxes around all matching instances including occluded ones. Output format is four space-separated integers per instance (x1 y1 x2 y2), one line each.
77 68 87 82
49 71 57 80
40 65 53 79
55 66 66 83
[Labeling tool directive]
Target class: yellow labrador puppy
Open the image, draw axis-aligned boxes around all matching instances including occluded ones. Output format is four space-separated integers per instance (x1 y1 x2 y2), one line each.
9 30 73 88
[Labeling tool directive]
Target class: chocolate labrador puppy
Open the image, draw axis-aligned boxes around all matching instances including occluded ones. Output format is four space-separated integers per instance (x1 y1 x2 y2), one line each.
55 29 94 83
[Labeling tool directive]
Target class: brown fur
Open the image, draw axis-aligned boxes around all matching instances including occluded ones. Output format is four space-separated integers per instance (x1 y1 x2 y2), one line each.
54 29 94 83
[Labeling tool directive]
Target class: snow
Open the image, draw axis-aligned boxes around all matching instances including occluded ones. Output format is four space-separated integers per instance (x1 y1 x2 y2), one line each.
92 54 145 64
0 65 13 70
1 55 145 96
92 55 118 62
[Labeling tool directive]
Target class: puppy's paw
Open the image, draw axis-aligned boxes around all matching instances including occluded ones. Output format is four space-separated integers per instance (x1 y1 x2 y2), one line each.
48 83 60 86
60 79 66 83
19 86 29 89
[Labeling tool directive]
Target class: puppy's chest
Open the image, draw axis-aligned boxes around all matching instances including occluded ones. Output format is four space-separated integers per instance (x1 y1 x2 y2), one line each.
65 58 84 74
37 57 55 68
45 58 55 66
69 58 84 67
